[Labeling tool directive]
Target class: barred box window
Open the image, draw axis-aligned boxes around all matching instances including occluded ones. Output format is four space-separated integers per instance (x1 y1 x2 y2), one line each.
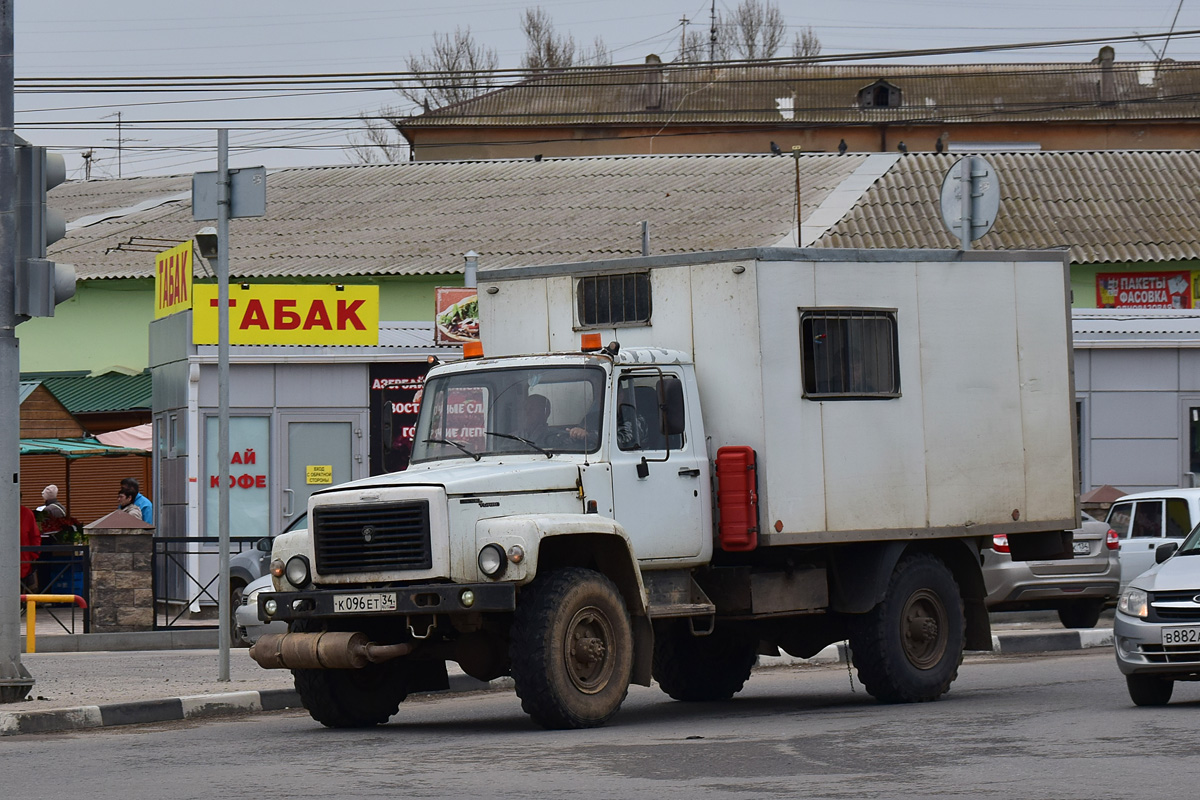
801 309 900 398
577 273 651 327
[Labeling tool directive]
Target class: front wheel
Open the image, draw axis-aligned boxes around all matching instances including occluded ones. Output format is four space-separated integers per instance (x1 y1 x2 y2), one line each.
848 553 965 703
290 620 410 727
509 567 634 729
229 583 251 648
1126 674 1174 706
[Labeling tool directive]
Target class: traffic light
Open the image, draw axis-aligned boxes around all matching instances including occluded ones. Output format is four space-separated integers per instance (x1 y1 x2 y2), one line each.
14 139 75 319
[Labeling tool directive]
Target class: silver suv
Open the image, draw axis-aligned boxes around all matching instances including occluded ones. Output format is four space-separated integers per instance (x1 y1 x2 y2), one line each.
1114 524 1200 706
983 512 1120 628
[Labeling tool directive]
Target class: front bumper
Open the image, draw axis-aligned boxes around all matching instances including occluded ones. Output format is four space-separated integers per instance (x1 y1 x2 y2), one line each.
1113 611 1200 678
260 582 516 623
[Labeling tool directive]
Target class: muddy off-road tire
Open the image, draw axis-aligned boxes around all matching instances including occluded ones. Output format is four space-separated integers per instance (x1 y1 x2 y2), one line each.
1126 674 1174 707
509 567 634 730
848 553 965 704
290 620 410 728
652 620 758 702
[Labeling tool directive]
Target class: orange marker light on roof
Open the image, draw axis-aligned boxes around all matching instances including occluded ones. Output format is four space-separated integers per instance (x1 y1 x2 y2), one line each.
463 340 484 359
580 333 603 352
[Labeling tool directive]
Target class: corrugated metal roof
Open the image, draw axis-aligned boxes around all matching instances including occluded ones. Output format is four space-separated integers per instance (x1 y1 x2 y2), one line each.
51 153 868 281
40 372 152 414
1073 309 1200 347
19 437 149 458
814 151 1200 264
402 59 1200 128
19 381 40 404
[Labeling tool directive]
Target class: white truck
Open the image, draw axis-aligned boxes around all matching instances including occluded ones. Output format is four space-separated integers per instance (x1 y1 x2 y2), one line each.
251 247 1079 730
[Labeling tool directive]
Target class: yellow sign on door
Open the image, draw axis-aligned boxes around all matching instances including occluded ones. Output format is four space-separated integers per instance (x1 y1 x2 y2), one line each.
306 465 333 485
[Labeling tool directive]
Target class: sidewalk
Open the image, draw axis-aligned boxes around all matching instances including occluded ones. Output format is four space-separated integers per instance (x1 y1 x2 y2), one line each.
1 612 1115 736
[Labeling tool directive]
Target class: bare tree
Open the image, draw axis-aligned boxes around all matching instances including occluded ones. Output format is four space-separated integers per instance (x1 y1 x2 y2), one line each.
522 7 610 71
679 29 710 63
522 7 576 71
584 36 612 67
397 27 500 110
792 26 821 59
726 0 786 59
347 109 408 164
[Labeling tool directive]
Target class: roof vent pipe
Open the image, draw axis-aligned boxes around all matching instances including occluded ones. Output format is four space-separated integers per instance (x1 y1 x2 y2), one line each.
463 250 478 288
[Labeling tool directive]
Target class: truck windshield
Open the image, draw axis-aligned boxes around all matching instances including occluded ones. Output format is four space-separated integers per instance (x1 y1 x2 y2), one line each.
411 366 606 463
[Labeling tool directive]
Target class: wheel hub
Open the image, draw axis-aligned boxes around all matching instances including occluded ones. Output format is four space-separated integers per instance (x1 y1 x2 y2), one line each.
563 606 615 694
901 588 948 670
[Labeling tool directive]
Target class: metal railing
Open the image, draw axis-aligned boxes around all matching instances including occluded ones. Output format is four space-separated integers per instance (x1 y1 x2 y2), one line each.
20 543 90 634
151 536 260 630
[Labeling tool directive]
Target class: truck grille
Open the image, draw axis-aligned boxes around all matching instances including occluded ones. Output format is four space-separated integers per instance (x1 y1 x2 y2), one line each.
313 501 432 574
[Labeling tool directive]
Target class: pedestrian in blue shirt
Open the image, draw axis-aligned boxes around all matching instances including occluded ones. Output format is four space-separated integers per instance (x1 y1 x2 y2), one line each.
120 477 153 525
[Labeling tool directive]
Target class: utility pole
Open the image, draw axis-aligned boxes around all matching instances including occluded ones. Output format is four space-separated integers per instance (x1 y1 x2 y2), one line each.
1 0 35 704
679 16 689 62
709 0 718 62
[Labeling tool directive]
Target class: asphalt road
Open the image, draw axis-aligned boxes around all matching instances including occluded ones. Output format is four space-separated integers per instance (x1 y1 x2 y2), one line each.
3 649 1197 800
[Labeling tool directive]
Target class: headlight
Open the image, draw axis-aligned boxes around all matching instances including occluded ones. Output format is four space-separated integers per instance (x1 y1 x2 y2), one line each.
1118 587 1149 619
478 543 506 577
285 555 311 588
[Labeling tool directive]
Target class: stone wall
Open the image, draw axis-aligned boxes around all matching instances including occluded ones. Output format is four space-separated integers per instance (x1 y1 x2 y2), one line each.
85 512 155 632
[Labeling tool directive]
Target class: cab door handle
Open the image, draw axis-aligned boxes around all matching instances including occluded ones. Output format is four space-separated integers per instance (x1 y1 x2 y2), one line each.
678 467 700 477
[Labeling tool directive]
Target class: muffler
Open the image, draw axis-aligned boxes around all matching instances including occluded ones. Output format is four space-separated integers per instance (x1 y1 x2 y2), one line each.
250 631 414 670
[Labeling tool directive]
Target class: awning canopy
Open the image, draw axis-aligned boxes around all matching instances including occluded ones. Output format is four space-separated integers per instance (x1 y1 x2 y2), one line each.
19 437 149 459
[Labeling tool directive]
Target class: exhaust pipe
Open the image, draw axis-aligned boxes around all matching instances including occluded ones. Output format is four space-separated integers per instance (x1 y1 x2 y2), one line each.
250 631 414 670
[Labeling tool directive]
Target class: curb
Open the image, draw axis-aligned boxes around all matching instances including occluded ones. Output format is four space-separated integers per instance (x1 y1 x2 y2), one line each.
0 673 496 737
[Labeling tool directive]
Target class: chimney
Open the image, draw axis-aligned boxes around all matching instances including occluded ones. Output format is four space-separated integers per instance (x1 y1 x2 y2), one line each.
644 53 664 110
1096 46 1116 104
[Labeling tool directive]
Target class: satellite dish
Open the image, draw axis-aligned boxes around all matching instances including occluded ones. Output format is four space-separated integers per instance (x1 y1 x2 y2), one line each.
939 156 1000 251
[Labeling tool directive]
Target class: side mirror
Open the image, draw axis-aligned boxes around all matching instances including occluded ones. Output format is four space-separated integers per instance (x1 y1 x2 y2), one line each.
1155 541 1179 564
256 536 273 552
660 378 685 436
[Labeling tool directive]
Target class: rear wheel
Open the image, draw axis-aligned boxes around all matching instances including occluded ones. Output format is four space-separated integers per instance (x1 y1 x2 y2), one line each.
1057 599 1103 629
1126 674 1174 706
509 567 633 729
652 620 758 701
848 553 965 703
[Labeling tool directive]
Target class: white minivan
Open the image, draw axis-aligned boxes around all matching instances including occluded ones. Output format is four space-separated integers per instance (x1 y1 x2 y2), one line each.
1106 489 1200 590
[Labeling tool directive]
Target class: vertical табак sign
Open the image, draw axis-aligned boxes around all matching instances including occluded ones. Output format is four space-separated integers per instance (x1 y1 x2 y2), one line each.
155 241 194 318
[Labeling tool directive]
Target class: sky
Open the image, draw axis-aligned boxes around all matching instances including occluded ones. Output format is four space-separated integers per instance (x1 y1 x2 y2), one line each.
12 0 1200 179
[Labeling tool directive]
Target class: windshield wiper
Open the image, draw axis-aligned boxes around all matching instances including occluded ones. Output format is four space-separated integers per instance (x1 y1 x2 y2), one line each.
484 430 552 459
423 438 481 461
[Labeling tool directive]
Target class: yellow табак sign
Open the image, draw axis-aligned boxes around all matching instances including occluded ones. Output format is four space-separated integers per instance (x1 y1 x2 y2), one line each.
155 241 195 319
192 284 379 345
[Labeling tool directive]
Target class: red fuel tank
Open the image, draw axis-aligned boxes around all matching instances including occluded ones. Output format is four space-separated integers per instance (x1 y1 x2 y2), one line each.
716 446 758 552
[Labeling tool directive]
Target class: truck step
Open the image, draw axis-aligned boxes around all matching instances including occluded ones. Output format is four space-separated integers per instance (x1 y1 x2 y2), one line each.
646 602 717 619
